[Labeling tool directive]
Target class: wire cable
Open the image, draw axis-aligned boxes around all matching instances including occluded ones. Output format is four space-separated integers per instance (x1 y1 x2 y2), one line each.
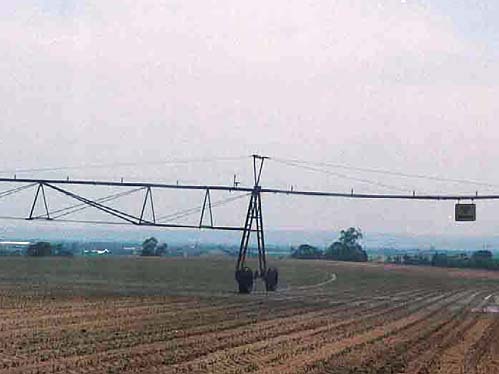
0 183 37 199
273 159 410 193
157 193 250 222
273 157 499 189
0 215 141 226
157 192 251 223
36 187 146 220
0 156 248 175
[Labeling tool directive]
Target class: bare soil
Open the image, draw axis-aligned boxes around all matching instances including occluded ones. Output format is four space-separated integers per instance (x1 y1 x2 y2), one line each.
0 257 498 373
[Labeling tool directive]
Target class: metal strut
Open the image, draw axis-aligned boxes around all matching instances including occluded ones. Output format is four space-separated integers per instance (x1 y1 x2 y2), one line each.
236 189 262 272
28 183 51 220
139 187 156 224
199 189 214 228
235 155 276 293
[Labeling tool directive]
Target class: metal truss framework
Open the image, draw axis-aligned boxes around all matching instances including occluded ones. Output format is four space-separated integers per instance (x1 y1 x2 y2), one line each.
1 154 499 291
16 180 250 232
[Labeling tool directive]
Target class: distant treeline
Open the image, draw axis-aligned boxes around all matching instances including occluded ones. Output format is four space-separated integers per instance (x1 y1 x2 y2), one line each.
386 250 499 271
290 227 368 262
0 239 247 258
26 242 74 257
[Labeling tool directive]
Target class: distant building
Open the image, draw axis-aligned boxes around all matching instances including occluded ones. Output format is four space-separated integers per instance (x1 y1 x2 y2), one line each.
0 241 31 255
123 246 140 255
82 248 111 256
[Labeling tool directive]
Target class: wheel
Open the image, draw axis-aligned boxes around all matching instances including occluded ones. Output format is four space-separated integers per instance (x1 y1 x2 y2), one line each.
235 267 254 294
264 267 278 291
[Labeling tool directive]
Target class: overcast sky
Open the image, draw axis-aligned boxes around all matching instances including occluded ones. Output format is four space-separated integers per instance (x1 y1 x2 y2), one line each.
1 1 499 237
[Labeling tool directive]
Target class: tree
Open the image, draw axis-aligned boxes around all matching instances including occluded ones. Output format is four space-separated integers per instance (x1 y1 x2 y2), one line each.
472 250 493 260
291 244 322 259
51 243 73 257
471 250 493 269
26 242 52 257
431 252 448 267
400 254 431 266
155 243 168 256
141 237 158 256
324 227 367 262
338 227 363 247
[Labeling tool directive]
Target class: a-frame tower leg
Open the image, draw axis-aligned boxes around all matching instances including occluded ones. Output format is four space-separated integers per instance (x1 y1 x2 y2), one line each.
235 155 278 293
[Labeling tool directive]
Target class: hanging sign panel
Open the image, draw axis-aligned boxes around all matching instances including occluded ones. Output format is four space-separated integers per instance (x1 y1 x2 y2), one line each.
455 203 476 222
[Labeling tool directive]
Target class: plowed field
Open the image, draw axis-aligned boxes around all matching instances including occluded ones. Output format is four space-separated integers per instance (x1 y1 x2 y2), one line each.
0 257 498 373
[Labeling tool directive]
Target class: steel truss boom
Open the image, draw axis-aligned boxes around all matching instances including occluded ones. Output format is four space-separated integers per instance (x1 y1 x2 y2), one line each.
0 179 254 232
0 155 497 294
0 178 253 193
260 188 498 201
0 177 496 201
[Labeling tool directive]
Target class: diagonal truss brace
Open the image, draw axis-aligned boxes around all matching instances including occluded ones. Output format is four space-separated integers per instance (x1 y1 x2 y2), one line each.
139 187 156 224
235 187 266 274
236 155 268 275
28 183 51 220
199 189 214 228
18 182 249 231
42 183 154 225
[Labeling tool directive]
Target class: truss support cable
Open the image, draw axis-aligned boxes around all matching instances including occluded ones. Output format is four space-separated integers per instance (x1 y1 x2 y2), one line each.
48 187 145 220
0 183 37 199
272 158 409 193
42 183 153 225
157 192 250 223
272 156 499 189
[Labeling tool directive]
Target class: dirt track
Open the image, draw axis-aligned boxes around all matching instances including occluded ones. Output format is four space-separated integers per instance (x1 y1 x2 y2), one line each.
0 258 498 373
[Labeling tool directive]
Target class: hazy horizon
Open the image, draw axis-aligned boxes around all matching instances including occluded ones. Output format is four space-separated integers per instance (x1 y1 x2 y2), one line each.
2 220 499 251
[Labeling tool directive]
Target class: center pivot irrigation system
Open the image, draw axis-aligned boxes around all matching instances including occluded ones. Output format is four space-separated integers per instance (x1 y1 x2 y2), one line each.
0 154 497 293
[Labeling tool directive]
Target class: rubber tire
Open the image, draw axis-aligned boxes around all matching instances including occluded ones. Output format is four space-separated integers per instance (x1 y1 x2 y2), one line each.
264 267 278 291
235 268 254 294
